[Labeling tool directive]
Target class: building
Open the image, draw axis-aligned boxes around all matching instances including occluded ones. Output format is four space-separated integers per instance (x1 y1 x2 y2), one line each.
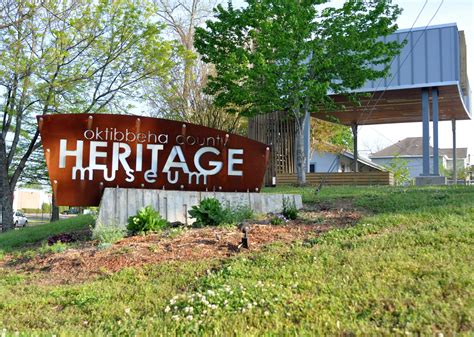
249 23 471 186
12 188 52 210
310 149 385 173
370 137 470 181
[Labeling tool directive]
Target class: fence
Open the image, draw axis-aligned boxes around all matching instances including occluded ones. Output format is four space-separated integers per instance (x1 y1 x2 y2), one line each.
276 172 394 186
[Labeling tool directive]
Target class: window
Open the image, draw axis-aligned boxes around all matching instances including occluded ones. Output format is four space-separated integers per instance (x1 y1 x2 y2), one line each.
309 163 316 173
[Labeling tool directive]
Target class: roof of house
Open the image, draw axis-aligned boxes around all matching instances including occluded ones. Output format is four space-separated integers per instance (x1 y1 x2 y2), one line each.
370 137 468 159
341 151 386 171
439 148 468 159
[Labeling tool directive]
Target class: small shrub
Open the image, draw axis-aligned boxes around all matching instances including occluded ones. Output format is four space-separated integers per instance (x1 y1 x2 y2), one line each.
93 224 126 244
223 205 255 224
39 242 68 254
270 214 288 225
189 198 225 227
282 197 298 220
127 206 168 235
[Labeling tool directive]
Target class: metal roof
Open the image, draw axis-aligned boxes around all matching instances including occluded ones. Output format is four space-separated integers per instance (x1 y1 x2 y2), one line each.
313 23 471 126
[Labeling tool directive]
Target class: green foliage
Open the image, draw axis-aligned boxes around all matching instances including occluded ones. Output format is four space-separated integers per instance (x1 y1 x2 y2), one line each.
0 0 176 230
127 206 168 235
39 242 69 254
282 197 298 220
92 224 126 244
269 214 288 225
189 199 255 227
195 0 402 184
188 198 224 227
0 215 94 253
383 156 411 185
222 205 255 225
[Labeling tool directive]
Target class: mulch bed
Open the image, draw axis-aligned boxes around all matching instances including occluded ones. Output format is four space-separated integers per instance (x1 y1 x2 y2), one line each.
1 209 362 285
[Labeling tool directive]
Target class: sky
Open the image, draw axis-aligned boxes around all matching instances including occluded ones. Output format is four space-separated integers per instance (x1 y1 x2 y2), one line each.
230 0 474 162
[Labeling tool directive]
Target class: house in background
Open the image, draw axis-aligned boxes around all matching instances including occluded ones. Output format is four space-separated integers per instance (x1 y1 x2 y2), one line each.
12 188 52 210
370 137 470 182
310 148 385 173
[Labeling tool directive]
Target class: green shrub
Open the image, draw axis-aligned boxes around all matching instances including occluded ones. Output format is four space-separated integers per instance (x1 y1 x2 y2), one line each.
127 206 168 235
39 242 68 254
282 197 298 220
270 214 287 225
92 224 126 244
222 205 255 224
189 198 224 227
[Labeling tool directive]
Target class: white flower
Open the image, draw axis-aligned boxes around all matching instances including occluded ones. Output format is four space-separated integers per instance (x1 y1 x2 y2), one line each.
172 315 180 321
124 308 131 314
264 310 270 316
170 298 176 305
164 306 170 313
186 315 193 321
206 290 215 296
210 304 218 310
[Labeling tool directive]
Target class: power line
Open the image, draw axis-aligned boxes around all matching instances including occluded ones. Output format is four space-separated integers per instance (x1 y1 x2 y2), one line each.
355 0 444 156
355 0 429 124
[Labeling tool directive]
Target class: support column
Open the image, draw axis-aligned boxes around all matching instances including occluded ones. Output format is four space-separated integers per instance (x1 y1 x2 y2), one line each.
421 88 430 176
303 111 311 173
351 123 358 173
452 119 457 184
432 88 439 175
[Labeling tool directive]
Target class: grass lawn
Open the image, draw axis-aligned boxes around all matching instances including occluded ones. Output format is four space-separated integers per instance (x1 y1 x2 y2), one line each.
0 215 94 253
0 186 473 336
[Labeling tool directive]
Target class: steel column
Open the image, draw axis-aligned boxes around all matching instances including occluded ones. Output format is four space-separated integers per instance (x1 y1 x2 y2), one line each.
421 88 430 176
432 88 439 175
452 119 457 183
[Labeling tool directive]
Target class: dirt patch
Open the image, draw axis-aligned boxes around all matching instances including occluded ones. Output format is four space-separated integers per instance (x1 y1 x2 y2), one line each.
1 209 362 285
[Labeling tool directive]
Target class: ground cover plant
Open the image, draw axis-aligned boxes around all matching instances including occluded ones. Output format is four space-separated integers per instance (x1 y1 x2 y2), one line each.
0 186 472 335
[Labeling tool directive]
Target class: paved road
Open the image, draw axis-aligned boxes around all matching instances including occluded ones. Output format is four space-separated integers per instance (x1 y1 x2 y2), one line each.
24 213 75 226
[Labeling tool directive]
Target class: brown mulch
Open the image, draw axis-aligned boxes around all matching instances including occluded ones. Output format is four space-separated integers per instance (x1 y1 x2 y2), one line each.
1 209 362 285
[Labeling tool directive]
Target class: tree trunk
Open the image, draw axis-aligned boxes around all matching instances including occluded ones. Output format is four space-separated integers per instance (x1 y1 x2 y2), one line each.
295 115 307 186
1 189 14 232
50 194 59 222
0 137 15 231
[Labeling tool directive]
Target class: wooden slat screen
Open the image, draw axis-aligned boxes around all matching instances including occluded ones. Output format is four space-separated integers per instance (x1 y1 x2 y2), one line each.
248 112 296 185
276 172 394 186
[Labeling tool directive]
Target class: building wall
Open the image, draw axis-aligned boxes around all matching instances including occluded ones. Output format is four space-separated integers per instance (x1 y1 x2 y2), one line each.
445 158 468 171
12 189 51 210
371 156 440 179
309 151 340 173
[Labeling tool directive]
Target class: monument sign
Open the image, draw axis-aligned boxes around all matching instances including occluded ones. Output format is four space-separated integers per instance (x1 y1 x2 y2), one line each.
38 114 270 206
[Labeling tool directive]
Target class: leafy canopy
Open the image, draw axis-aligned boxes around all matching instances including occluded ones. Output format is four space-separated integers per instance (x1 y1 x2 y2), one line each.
195 0 403 118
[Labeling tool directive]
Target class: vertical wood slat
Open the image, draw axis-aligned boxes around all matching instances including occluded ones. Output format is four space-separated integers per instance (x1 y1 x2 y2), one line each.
248 112 296 186
275 172 394 186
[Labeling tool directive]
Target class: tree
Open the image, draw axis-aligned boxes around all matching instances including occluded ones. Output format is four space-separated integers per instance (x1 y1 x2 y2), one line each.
311 119 353 154
0 0 175 231
384 156 410 186
195 0 403 185
147 0 243 134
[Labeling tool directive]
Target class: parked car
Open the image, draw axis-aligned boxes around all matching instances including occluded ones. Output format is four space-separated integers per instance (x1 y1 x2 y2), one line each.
13 211 28 227
62 208 80 215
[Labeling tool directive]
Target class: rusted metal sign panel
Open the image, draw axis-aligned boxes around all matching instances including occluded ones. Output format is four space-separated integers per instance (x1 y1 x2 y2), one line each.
37 114 270 206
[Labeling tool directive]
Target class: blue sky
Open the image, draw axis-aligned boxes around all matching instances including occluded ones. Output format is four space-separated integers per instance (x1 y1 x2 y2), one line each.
230 0 474 160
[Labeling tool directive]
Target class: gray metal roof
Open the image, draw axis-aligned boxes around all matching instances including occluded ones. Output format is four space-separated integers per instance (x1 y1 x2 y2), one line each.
370 137 468 159
357 23 470 114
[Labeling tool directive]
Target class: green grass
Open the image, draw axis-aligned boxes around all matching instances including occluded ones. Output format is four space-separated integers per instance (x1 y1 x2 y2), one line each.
0 215 94 253
265 185 474 214
0 186 473 335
